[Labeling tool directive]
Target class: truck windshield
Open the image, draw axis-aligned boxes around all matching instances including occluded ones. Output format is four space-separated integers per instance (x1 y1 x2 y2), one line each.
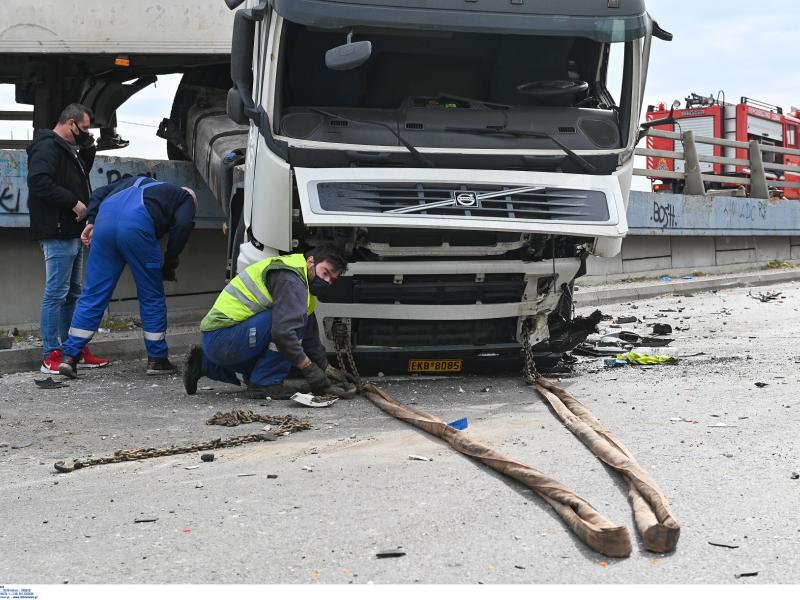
276 22 632 157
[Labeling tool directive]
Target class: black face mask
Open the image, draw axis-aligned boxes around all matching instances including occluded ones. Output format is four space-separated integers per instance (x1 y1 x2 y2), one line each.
71 124 93 148
309 266 331 297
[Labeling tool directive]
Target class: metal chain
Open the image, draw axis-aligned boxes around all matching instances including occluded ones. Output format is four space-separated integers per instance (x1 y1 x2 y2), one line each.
54 411 312 473
206 410 311 429
331 319 361 385
521 318 541 386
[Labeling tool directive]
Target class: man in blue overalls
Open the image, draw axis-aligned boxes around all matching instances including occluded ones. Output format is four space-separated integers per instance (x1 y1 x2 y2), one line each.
58 177 197 378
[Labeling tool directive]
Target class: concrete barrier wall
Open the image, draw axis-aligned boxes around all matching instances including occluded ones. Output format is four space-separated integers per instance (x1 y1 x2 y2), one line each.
0 227 227 329
585 192 800 280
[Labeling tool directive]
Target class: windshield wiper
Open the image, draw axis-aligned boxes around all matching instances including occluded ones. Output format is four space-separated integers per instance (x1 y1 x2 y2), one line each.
311 108 434 168
444 126 597 174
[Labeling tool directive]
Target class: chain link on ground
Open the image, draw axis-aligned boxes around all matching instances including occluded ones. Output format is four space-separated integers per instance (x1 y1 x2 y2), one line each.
54 411 312 473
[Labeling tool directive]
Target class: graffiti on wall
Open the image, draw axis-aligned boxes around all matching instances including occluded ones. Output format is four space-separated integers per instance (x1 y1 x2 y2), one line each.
652 200 677 229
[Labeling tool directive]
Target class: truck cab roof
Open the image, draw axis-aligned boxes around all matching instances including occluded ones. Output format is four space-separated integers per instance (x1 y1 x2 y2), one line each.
272 0 649 42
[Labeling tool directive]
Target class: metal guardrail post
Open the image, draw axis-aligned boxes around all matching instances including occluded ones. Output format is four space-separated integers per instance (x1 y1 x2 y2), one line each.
748 140 770 200
681 130 706 196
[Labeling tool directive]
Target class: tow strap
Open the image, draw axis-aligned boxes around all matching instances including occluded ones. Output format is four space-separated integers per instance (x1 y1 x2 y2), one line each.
361 379 679 557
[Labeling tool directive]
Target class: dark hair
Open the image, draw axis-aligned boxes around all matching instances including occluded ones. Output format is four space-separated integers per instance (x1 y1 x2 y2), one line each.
57 103 93 126
305 244 348 274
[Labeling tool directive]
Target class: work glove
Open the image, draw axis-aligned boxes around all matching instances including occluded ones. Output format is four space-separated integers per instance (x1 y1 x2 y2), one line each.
301 362 330 393
325 364 357 384
323 382 358 399
162 254 180 282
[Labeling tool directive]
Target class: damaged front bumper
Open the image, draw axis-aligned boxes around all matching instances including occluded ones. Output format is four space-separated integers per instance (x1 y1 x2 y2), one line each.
316 257 591 374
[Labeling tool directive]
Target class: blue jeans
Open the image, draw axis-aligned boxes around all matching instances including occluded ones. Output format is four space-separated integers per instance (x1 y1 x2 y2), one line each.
201 310 308 386
39 238 83 358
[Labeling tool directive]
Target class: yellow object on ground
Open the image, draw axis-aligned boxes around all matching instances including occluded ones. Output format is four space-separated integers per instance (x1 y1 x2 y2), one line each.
615 352 679 365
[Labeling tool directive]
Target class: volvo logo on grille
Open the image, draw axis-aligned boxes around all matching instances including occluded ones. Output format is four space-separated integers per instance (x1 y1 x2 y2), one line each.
455 192 477 207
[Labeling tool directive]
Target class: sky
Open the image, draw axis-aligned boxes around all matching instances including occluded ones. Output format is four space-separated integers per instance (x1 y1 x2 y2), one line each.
1 0 797 185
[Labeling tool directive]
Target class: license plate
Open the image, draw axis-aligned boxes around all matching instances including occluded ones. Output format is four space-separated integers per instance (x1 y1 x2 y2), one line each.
408 359 463 373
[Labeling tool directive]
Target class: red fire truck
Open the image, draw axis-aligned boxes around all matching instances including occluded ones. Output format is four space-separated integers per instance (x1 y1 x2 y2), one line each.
645 93 800 198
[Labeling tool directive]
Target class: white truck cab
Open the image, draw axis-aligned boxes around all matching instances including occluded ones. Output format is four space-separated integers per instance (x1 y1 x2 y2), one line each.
225 0 669 373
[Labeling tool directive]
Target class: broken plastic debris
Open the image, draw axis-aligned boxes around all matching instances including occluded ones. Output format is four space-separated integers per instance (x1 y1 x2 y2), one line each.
185 465 201 470
291 392 337 408
670 417 698 424
376 548 406 559
447 417 469 430
708 542 739 549
11 439 33 449
302 466 314 472
408 455 432 461
34 377 68 389
754 382 768 388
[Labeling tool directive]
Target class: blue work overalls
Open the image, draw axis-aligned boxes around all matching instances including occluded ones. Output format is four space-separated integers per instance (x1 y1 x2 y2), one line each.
63 177 169 359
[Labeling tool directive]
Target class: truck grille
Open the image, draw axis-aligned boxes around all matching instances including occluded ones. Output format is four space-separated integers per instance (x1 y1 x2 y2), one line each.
316 182 609 222
354 318 518 347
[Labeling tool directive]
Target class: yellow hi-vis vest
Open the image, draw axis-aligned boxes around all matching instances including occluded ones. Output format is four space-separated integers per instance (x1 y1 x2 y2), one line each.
209 253 316 325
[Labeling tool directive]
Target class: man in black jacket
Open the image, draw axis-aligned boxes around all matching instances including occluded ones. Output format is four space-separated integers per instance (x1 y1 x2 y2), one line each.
27 103 109 374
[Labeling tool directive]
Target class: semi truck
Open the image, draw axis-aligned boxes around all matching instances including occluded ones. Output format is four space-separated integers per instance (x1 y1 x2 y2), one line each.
0 0 670 373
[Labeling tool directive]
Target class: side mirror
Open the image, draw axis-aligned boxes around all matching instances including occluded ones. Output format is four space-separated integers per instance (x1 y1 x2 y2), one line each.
652 20 673 42
227 88 247 125
325 40 372 71
637 106 675 143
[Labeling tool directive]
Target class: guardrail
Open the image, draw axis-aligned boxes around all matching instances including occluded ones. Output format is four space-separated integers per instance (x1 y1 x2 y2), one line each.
633 129 800 199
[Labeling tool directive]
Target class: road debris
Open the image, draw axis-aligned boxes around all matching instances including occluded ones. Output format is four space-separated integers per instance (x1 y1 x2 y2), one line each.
708 423 737 428
201 453 215 462
11 439 33 449
302 466 313 472
133 518 158 523
237 473 257 478
708 542 739 549
408 455 432 461
447 417 469 430
615 352 679 365
34 377 68 389
291 392 338 408
754 382 768 388
670 417 698 424
615 316 637 324
375 548 406 558
749 290 782 303
652 323 673 335
184 465 200 470
790 472 799 480
267 474 278 479
734 572 758 579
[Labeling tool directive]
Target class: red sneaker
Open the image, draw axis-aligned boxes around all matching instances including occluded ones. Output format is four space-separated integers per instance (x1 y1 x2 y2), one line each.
79 345 110 368
41 349 63 374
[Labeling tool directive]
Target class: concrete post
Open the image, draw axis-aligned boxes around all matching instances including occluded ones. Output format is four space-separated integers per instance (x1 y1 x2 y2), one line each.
682 130 706 196
748 140 770 200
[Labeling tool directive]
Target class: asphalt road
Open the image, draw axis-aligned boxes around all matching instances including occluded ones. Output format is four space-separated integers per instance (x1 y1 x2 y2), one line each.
1 282 799 584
